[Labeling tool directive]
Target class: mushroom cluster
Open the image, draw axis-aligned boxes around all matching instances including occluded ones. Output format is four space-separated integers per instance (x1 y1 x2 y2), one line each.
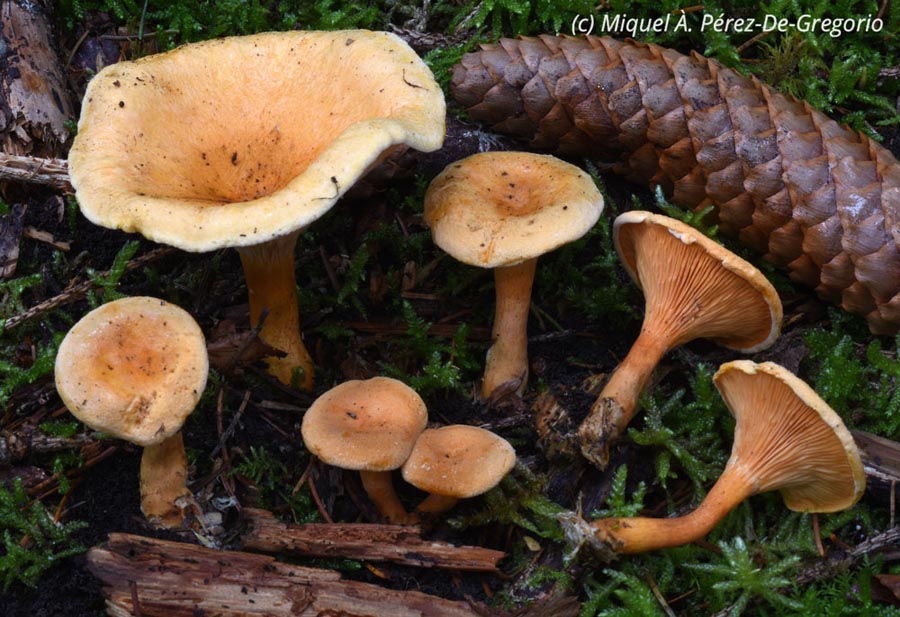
301 377 515 524
52 26 869 580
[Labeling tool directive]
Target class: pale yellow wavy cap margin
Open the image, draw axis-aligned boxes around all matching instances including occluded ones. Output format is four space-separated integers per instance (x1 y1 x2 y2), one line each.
68 30 446 252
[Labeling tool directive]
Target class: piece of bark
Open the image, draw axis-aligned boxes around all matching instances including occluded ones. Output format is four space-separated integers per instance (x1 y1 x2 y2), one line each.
241 508 505 572
0 426 99 467
0 0 74 156
88 532 484 617
852 430 900 498
0 201 25 277
0 152 71 191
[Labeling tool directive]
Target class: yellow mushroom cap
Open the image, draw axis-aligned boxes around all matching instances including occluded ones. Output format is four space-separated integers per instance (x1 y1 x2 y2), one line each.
68 30 446 252
614 211 782 352
714 360 866 512
424 152 604 268
55 297 208 447
401 425 516 498
301 377 428 471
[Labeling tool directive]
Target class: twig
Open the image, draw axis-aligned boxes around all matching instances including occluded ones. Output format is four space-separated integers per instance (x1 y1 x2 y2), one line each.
241 508 505 572
23 226 70 251
796 526 900 585
308 465 334 524
0 153 71 192
2 246 176 330
645 572 676 617
736 29 773 54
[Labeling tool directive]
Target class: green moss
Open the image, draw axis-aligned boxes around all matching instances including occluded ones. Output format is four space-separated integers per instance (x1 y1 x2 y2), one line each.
0 479 87 591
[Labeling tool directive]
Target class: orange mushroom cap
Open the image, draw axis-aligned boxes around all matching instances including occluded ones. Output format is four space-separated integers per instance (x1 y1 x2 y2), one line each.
714 360 865 512
424 151 603 268
401 425 516 498
614 211 782 352
55 296 208 447
301 377 428 472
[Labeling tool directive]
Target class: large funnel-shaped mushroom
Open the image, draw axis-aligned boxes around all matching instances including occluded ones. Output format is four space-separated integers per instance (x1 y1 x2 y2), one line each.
564 361 865 558
578 211 782 468
68 30 446 389
424 152 603 399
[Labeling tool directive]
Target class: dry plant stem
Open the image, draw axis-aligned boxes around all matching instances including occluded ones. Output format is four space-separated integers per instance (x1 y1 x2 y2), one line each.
359 470 409 524
139 432 189 529
578 326 670 468
591 462 752 554
237 229 313 390
482 258 537 398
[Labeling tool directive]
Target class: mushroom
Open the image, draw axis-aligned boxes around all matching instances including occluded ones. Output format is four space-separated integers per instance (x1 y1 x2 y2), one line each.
67 30 446 390
54 296 208 528
401 424 516 521
300 377 427 523
424 152 603 399
562 361 865 557
577 211 782 469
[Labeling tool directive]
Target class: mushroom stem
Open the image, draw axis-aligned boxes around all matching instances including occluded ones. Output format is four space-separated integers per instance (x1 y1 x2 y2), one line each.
577 326 670 468
140 431 190 529
237 230 314 390
588 461 753 554
482 258 537 398
359 470 409 524
411 494 460 522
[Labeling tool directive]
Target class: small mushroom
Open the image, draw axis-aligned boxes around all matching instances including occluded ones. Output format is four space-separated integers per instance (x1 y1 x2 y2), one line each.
401 425 515 521
54 297 208 528
563 361 865 558
577 211 782 468
300 377 427 523
68 30 446 390
424 152 603 399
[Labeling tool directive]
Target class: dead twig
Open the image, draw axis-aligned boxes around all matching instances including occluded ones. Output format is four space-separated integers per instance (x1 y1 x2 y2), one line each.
241 508 505 572
2 246 176 331
796 526 900 585
0 153 71 191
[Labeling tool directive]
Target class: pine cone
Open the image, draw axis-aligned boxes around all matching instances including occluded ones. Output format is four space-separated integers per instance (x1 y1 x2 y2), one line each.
452 35 900 334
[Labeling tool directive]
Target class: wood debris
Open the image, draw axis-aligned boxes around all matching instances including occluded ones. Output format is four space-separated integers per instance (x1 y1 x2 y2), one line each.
88 532 486 616
241 508 506 572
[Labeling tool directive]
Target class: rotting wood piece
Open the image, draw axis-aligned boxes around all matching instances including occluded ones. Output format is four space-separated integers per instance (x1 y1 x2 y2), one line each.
0 0 74 156
88 532 484 617
241 507 505 572
0 152 71 191
0 426 99 467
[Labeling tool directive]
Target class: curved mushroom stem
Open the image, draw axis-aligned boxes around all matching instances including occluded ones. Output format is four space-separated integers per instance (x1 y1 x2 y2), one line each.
359 470 409 524
407 494 460 524
587 461 753 555
577 325 670 469
140 432 190 529
237 230 314 390
482 258 537 399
